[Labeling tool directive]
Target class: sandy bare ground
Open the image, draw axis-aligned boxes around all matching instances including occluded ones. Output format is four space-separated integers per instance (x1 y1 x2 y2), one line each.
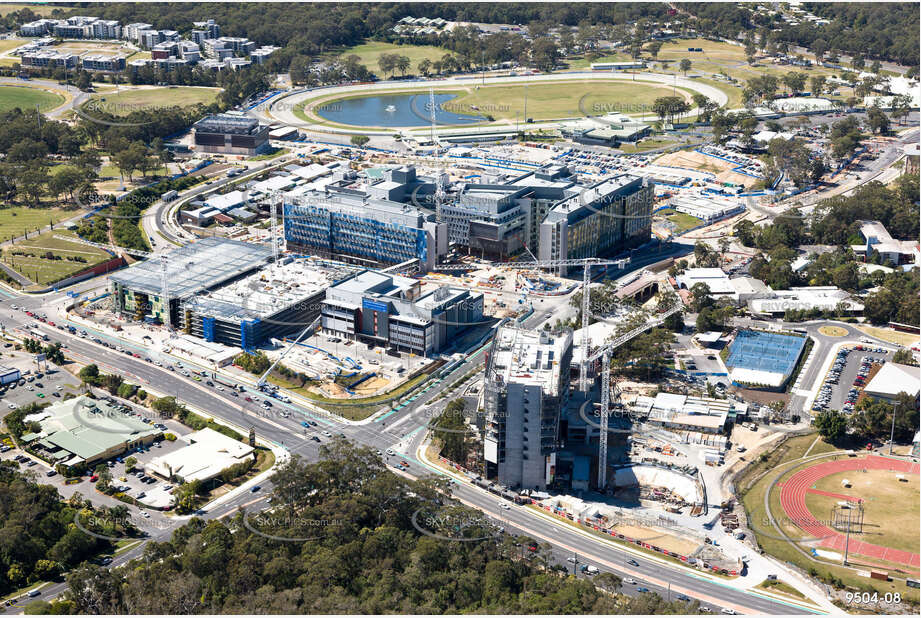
655 149 758 188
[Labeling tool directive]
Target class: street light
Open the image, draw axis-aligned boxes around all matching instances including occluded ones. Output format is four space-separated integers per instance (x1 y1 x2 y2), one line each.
888 401 899 455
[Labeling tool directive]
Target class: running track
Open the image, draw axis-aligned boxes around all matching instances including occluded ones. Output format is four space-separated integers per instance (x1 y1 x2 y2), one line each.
779 455 920 568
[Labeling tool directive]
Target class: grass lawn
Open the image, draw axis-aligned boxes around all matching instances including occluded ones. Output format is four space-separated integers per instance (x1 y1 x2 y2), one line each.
0 84 64 113
0 206 79 242
564 51 633 70
87 86 221 115
856 325 919 347
339 41 452 76
619 137 683 153
249 147 289 161
269 371 432 421
818 326 848 337
666 211 703 233
99 163 168 180
755 579 811 602
0 3 57 16
0 37 26 54
804 468 919 553
739 433 919 603
1 229 111 286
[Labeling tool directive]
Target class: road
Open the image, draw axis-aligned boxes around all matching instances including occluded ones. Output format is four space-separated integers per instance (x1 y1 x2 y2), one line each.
254 71 729 137
0 283 821 615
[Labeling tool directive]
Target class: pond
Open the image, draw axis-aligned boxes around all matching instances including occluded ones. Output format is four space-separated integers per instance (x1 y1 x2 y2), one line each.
314 92 484 128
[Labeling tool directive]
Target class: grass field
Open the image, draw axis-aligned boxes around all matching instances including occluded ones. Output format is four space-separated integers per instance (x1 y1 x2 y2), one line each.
50 41 128 56
0 3 58 16
755 579 811 603
804 469 919 553
656 208 703 234
338 41 452 76
0 84 64 113
302 79 691 127
818 326 848 337
856 325 919 347
0 37 25 54
0 206 78 243
738 434 919 603
1 229 111 286
88 86 221 115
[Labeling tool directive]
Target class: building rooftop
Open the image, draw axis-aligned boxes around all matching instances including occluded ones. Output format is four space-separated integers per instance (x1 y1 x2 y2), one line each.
146 427 253 484
109 237 272 299
488 326 571 396
864 362 920 399
37 396 160 462
182 257 358 323
193 112 264 135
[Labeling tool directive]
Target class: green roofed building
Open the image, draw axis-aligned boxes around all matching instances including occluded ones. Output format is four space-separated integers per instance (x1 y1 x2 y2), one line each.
30 396 161 467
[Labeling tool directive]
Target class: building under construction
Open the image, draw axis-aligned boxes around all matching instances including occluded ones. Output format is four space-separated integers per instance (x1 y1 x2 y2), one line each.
179 257 358 351
483 326 573 490
108 238 272 329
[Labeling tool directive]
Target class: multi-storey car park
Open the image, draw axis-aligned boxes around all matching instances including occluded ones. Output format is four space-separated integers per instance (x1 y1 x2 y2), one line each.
108 237 273 333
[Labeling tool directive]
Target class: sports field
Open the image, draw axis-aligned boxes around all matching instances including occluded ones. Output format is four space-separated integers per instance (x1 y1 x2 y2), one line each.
0 84 64 113
803 468 919 554
1 229 111 286
87 86 221 116
300 79 692 126
338 41 452 76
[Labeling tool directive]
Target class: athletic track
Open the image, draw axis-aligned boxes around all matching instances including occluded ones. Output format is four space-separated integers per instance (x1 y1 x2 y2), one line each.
778 455 920 568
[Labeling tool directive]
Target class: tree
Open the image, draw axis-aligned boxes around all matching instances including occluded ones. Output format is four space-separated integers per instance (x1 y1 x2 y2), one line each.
377 53 397 77
814 410 847 442
646 41 662 60
812 38 828 61
866 104 890 134
809 75 826 96
395 55 410 77
417 58 432 77
782 71 807 95
78 364 100 386
892 349 918 366
124 456 138 472
18 165 49 206
350 135 369 147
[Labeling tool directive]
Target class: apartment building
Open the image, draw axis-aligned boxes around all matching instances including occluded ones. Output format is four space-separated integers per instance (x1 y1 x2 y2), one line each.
20 50 78 70
81 54 126 72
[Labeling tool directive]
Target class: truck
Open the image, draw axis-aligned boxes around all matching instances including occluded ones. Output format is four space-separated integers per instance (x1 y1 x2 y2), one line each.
580 564 599 575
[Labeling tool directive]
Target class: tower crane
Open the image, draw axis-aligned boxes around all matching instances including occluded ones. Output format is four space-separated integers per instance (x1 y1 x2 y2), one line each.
255 313 321 389
584 300 683 487
54 235 173 329
435 256 630 392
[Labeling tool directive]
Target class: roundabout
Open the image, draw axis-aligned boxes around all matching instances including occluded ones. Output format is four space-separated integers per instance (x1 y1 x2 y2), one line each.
256 71 729 136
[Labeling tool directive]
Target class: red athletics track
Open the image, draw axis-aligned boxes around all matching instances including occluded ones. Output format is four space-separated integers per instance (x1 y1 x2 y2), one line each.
778 455 920 568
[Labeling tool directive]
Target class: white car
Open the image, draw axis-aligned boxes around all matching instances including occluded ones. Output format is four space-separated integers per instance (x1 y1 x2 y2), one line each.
217 386 224 391
498 502 510 510
139 511 150 518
